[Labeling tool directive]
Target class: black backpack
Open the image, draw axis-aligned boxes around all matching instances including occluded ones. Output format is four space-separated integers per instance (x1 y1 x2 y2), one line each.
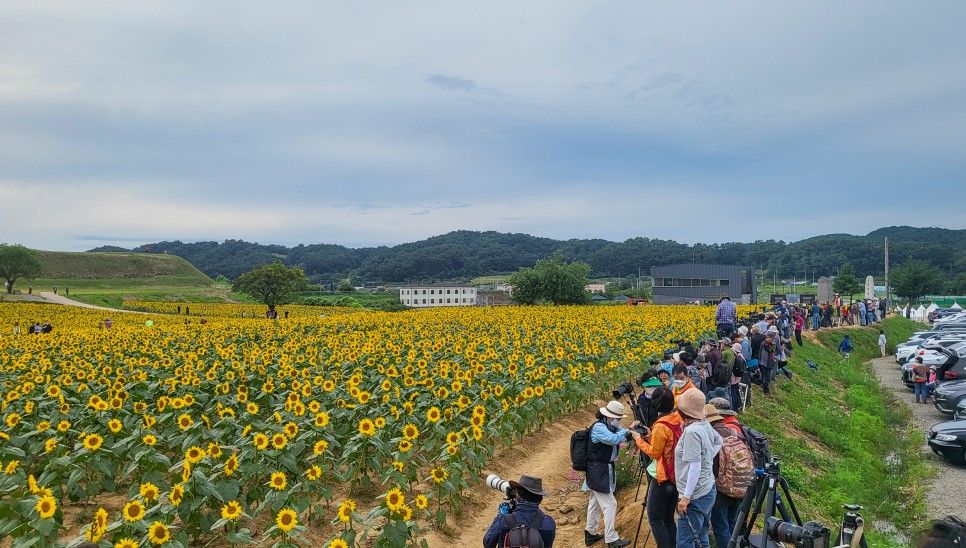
570 425 593 472
732 354 747 378
503 512 545 548
712 362 732 387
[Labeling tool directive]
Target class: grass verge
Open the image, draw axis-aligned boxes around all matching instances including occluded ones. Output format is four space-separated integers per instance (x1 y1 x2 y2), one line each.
738 316 930 546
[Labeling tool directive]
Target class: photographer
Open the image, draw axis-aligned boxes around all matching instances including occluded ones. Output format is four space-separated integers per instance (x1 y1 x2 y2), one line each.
629 387 680 548
583 401 632 548
637 376 664 428
482 475 556 548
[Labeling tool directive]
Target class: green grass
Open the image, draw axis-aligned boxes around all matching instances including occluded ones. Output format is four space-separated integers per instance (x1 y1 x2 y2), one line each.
737 316 929 546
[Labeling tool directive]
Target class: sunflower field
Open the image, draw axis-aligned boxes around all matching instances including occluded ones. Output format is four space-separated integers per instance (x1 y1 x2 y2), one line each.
0 301 737 547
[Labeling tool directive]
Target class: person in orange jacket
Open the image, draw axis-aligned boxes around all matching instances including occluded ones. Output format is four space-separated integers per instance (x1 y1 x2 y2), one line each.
630 387 681 548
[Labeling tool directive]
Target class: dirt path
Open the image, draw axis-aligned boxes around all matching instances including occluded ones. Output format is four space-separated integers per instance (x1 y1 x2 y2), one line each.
424 407 653 548
868 355 966 521
38 292 153 314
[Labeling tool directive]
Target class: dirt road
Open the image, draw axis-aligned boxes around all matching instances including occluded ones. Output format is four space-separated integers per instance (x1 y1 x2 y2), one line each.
869 355 966 521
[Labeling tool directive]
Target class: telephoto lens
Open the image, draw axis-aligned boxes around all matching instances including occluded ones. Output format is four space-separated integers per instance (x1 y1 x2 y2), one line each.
485 474 511 496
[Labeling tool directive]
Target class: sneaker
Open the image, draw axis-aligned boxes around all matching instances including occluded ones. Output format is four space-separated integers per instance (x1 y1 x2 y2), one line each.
585 531 603 546
607 540 631 548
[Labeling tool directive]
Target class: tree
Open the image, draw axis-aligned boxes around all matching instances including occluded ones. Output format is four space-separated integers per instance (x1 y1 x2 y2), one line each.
832 263 863 301
508 252 591 305
951 272 966 296
232 261 306 314
890 258 945 303
0 244 42 294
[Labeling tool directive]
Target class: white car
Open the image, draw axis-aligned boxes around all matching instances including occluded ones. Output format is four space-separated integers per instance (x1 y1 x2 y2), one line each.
897 335 966 364
935 313 966 324
911 341 966 367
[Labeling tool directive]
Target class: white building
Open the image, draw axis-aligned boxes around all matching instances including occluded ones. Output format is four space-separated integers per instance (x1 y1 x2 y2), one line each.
399 285 477 308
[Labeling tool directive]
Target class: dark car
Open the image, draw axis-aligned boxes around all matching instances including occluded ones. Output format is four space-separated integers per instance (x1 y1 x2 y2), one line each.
956 399 966 421
934 380 966 415
927 420 966 464
928 308 960 322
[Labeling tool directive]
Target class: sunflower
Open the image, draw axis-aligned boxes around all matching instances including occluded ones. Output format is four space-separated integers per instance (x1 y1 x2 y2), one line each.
269 471 288 491
384 487 405 512
224 454 239 476
328 540 349 548
337 499 356 522
177 413 193 430
401 423 419 440
392 461 404 472
276 508 298 533
169 483 184 506
431 467 448 484
185 446 206 464
114 538 138 548
284 422 298 438
426 406 441 423
358 418 375 436
207 442 222 459
313 439 328 455
57 420 71 432
83 433 104 451
271 433 288 450
374 416 386 428
414 493 429 510
305 465 322 481
399 505 413 521
446 445 458 456
5 413 20 428
246 402 259 414
95 507 108 531
35 495 57 519
44 438 57 452
108 419 122 433
36 420 50 432
142 434 157 446
446 431 460 446
221 500 242 520
123 499 145 522
148 521 170 545
140 482 159 501
253 433 269 450
398 440 413 452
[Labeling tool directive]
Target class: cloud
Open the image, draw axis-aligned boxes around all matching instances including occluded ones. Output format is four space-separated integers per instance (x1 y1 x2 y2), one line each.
427 74 477 92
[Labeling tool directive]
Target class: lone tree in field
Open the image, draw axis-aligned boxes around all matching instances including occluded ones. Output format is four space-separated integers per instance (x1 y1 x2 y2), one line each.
0 244 42 294
890 258 945 304
232 261 306 315
509 252 591 305
832 262 863 301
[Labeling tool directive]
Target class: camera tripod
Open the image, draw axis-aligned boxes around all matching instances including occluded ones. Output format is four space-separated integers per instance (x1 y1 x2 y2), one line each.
616 390 654 548
728 454 804 548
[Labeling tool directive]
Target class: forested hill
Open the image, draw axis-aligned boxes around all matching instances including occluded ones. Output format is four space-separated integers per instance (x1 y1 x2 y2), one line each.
89 226 966 284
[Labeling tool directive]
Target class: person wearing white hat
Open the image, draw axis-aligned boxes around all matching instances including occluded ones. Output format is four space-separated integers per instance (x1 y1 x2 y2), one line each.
583 401 632 548
674 390 723 548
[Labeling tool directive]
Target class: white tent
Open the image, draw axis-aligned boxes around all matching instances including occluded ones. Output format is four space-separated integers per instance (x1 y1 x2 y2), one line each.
912 305 927 322
951 302 962 310
926 302 939 314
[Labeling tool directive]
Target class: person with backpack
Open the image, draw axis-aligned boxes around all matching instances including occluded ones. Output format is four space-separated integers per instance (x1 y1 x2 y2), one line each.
708 398 744 437
705 405 754 548
706 339 732 405
483 475 556 548
674 390 723 548
728 342 745 412
629 387 681 548
912 357 930 404
637 376 665 429
582 401 632 548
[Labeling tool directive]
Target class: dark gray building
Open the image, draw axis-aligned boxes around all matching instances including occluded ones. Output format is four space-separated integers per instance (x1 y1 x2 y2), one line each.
651 264 757 305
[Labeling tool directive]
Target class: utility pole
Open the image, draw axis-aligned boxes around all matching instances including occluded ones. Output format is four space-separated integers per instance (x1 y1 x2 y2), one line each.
884 237 890 309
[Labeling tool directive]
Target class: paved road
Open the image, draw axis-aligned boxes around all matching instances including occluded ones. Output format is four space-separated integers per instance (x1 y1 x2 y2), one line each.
869 355 965 521
39 292 152 315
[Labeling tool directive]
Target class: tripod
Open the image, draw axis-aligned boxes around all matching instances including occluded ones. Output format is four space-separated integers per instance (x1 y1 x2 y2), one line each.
619 392 654 548
727 454 804 548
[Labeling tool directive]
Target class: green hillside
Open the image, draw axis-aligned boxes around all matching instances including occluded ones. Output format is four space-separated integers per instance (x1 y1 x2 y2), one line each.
18 251 243 308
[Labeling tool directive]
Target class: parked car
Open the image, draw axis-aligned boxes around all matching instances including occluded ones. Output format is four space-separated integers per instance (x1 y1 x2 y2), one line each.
934 313 966 325
928 309 959 322
932 322 966 332
955 398 966 421
904 343 966 387
927 419 966 464
896 334 966 364
934 380 966 415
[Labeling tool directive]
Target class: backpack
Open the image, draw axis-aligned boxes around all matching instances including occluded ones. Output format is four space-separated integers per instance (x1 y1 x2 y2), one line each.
739 425 771 469
714 427 754 499
502 512 545 548
653 416 684 483
712 362 732 387
570 425 593 472
732 354 747 378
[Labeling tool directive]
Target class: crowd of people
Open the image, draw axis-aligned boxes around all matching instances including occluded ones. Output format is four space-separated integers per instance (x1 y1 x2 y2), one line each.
10 320 53 335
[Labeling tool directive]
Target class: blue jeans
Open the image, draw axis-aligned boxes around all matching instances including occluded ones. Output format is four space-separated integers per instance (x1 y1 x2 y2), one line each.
914 382 929 402
812 316 819 330
710 494 741 548
677 486 716 548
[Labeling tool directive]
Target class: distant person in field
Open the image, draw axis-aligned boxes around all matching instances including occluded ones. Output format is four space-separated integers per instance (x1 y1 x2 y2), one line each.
912 357 929 404
12 322 20 335
104 318 112 329
715 296 736 338
837 334 853 361
810 302 821 331
878 330 887 357
858 300 867 326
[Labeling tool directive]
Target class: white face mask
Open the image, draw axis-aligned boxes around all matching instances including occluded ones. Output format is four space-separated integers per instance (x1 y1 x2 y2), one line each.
609 418 622 428
673 379 687 388
645 387 657 397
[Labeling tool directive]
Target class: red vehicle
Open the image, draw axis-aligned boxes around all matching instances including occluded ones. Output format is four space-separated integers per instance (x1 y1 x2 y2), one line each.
627 298 649 306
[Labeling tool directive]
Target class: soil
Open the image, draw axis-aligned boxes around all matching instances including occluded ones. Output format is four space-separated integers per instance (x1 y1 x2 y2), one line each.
424 406 655 548
868 355 966 521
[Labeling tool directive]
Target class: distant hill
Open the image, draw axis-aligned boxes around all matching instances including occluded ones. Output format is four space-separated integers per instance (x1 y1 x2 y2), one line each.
89 226 966 284
37 250 214 284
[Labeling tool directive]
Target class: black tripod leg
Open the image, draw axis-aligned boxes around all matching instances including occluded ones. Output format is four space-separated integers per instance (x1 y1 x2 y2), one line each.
633 477 651 548
776 476 804 524
728 474 765 548
634 462 646 502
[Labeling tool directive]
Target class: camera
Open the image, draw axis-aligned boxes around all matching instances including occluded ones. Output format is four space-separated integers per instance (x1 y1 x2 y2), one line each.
613 382 634 400
486 474 517 515
631 424 650 437
765 517 830 548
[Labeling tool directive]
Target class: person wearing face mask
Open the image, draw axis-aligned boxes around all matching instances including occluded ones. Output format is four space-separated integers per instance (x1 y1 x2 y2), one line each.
630 387 681 548
637 375 664 428
671 363 698 405
583 401 633 548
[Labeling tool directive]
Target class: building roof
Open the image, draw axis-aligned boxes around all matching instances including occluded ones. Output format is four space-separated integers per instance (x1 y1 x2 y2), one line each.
399 285 475 289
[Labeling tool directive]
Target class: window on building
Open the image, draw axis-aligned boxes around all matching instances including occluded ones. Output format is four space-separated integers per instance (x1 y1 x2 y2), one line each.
422 299 426 304
720 279 730 286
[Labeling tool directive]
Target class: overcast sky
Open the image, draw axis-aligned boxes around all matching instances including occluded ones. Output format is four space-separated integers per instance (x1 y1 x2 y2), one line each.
2 1 965 251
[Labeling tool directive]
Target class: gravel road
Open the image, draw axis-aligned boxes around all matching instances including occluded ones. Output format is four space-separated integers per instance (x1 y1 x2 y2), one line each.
869 355 965 521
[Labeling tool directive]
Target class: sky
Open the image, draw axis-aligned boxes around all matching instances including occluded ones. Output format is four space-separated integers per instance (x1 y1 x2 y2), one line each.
2 1 965 251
